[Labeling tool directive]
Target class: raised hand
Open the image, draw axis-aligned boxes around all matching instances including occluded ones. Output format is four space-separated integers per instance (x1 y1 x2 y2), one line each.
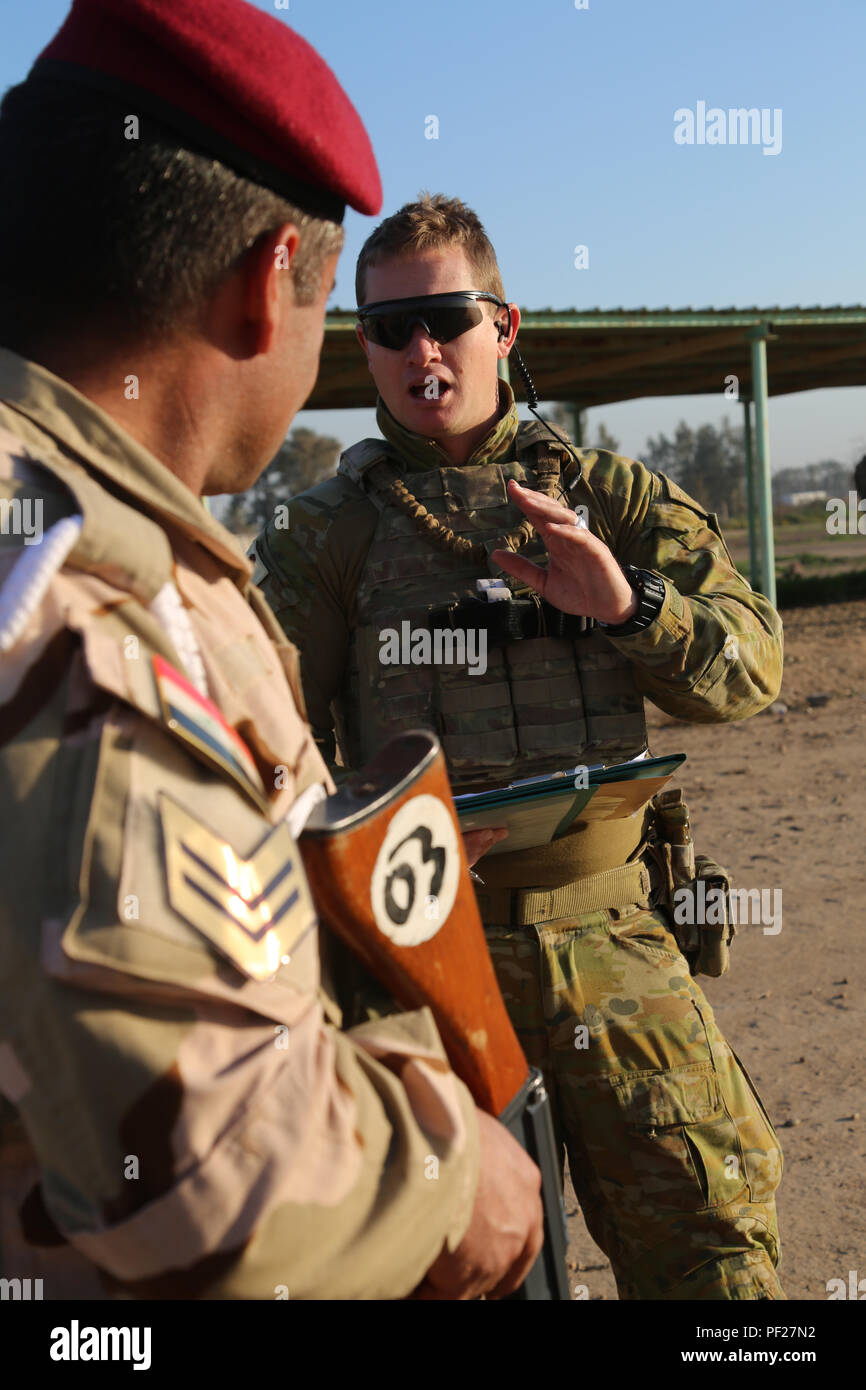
491 479 639 626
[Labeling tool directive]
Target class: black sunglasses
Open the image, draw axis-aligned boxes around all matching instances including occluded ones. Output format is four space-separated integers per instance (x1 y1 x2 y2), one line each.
356 291 509 350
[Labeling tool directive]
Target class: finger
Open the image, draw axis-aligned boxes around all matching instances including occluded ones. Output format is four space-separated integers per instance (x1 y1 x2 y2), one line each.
506 478 574 526
462 828 496 846
463 828 503 867
485 1215 546 1300
490 549 549 594
540 523 605 559
411 1278 460 1301
412 1269 486 1301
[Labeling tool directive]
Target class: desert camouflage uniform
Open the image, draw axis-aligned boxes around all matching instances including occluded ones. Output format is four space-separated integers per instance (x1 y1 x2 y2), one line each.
0 347 480 1300
253 379 786 1300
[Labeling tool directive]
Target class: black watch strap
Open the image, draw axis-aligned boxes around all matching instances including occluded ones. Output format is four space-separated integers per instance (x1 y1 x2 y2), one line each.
600 566 666 636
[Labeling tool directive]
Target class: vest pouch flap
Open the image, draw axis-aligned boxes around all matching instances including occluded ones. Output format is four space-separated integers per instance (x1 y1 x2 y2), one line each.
439 463 509 514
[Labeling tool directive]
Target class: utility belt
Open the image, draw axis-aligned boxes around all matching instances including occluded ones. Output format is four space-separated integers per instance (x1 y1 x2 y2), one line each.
428 595 595 645
474 859 651 926
474 787 735 978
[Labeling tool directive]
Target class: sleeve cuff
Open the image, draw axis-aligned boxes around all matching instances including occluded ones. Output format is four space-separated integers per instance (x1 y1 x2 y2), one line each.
601 575 691 659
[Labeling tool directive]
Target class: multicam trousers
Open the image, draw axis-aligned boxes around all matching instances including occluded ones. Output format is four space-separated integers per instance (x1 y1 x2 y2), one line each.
483 893 785 1300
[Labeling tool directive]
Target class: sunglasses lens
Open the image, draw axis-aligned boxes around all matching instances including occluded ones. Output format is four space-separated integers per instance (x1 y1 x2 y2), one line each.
361 301 486 349
362 314 412 349
426 305 484 343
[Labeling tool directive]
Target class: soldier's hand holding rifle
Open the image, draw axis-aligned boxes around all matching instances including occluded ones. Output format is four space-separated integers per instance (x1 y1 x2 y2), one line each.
415 1110 544 1300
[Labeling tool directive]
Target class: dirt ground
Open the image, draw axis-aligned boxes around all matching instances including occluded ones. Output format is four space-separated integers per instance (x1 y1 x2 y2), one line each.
564 597 866 1300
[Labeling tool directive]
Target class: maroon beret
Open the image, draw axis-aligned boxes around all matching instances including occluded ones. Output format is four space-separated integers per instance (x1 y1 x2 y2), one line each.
31 0 382 222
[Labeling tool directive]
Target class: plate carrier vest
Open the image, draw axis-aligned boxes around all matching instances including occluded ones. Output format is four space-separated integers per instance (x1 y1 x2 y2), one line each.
334 421 649 791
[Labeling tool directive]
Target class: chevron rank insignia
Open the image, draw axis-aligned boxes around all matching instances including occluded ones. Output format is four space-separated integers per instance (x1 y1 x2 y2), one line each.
159 794 316 981
153 654 269 812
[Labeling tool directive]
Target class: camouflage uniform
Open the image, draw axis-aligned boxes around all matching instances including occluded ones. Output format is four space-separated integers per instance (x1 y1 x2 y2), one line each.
0 347 480 1300
254 379 786 1300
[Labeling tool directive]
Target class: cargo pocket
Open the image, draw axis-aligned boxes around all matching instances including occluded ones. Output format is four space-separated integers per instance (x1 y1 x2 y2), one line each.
609 1061 747 1212
606 904 681 960
724 1049 784 1206
689 994 783 1208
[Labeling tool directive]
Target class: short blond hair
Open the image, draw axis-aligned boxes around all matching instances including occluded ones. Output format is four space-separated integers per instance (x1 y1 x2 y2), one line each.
355 192 505 306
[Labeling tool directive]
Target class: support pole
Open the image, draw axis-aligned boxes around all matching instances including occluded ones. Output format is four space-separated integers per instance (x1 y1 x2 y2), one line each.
571 403 583 447
747 328 776 606
741 397 760 589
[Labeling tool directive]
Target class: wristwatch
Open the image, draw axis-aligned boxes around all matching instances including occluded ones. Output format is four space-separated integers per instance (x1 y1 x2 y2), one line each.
599 565 666 636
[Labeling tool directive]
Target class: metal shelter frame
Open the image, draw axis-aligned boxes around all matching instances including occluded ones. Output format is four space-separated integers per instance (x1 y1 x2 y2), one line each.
314 306 866 607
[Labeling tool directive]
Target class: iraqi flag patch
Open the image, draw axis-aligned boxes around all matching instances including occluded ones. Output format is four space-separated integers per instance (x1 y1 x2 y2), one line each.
153 654 269 812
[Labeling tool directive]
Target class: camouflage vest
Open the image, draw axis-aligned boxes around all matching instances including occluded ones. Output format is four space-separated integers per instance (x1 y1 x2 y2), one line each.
335 421 648 791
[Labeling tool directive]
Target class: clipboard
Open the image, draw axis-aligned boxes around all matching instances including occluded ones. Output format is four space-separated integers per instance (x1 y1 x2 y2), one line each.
454 753 686 855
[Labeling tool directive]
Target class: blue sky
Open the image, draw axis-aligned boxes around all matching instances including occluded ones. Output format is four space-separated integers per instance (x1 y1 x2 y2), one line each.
4 0 865 470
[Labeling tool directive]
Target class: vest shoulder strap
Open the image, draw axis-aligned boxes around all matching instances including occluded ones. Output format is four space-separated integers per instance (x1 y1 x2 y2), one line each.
337 438 396 486
515 417 573 456
337 438 404 513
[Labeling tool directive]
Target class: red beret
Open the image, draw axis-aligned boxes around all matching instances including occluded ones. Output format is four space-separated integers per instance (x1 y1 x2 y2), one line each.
31 0 382 222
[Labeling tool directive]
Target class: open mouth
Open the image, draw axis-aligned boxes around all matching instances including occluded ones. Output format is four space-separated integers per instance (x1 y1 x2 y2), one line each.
408 380 451 400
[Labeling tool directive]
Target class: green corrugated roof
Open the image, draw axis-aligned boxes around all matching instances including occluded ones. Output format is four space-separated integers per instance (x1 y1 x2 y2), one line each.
309 305 866 410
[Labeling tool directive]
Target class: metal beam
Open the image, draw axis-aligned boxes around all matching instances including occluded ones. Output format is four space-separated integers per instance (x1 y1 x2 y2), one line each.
328 307 866 332
741 397 760 589
758 338 866 373
505 309 866 330
748 328 776 605
534 329 747 394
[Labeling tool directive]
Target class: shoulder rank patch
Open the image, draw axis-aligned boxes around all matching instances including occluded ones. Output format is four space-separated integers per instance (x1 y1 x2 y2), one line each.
159 793 316 981
153 654 269 811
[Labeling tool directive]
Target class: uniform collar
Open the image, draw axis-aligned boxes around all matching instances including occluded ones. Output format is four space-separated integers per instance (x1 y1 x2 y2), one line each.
0 347 251 584
375 377 520 472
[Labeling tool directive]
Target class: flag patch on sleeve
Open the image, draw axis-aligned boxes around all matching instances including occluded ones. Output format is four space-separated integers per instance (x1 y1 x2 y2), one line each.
153 654 269 811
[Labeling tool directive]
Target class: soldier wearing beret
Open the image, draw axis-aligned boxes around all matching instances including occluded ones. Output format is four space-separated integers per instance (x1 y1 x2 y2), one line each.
254 193 787 1300
0 2 544 1299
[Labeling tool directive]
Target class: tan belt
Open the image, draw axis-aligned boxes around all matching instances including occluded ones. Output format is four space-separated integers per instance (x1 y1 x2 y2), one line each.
474 859 651 927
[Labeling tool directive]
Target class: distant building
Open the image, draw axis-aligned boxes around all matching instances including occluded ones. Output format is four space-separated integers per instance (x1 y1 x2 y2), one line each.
779 490 828 507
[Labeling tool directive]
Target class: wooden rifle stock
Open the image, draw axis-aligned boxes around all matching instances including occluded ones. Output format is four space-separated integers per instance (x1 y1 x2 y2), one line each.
298 730 570 1299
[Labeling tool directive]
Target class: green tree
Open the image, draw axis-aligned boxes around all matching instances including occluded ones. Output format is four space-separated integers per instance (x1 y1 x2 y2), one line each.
642 417 745 518
224 426 341 534
595 421 621 454
545 403 620 453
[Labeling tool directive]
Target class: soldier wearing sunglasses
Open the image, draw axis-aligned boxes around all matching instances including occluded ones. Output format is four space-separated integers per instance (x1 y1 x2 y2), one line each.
252 193 786 1302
